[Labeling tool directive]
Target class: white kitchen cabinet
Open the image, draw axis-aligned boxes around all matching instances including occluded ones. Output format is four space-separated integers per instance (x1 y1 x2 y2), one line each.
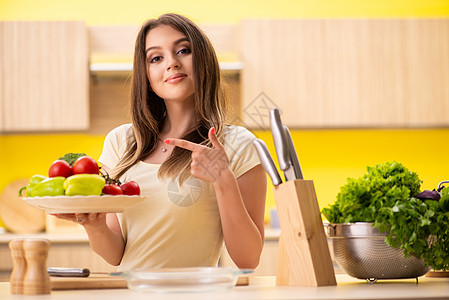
0 21 89 132
219 240 279 276
218 228 341 276
219 228 281 276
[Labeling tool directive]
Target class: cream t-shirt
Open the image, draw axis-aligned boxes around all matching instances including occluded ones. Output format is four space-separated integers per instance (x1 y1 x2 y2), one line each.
99 124 261 271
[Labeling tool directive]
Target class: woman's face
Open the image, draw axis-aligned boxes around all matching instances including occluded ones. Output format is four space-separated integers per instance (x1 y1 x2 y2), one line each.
145 25 195 103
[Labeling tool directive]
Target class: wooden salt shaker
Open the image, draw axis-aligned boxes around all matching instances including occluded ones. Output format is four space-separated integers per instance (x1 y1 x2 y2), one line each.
9 239 26 294
23 239 51 295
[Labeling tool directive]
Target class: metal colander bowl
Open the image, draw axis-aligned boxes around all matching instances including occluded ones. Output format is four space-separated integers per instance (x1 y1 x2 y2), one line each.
326 222 430 281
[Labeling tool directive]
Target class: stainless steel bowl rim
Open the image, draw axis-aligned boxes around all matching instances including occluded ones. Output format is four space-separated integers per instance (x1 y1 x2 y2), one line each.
325 222 389 238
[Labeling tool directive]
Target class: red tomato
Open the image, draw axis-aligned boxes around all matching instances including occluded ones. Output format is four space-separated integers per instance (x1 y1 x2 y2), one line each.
48 160 73 178
121 181 140 196
102 184 123 195
73 156 99 175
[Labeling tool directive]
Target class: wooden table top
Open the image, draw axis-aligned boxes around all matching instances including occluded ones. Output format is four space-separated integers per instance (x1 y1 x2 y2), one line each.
1 274 449 300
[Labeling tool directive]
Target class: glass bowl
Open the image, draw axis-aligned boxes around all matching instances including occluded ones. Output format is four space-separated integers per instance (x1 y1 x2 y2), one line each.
114 267 252 293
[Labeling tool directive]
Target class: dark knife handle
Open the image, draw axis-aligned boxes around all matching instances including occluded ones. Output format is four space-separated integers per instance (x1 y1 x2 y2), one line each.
47 267 90 277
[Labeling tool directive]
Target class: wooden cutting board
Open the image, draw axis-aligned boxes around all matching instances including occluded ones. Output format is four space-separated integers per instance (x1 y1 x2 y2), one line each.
426 271 449 278
0 179 46 233
50 275 127 290
50 274 249 290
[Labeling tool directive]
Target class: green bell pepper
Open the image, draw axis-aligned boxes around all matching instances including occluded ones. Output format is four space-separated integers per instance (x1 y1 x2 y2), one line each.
19 175 48 197
31 177 66 197
64 174 105 196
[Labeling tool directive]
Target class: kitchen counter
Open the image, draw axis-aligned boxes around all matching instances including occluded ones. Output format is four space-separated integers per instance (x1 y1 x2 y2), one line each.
0 228 283 276
0 232 90 244
0 227 282 243
1 274 448 299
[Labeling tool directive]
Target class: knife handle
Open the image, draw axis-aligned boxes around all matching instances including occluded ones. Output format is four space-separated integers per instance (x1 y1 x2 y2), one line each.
283 125 303 179
270 108 291 171
47 267 90 277
253 139 282 186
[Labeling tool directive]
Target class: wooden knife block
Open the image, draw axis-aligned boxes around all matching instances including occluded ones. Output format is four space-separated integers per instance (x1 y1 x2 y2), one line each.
273 179 336 287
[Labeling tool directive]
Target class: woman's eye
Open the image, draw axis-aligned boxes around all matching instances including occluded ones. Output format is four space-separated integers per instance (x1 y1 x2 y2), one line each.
149 56 162 63
177 48 191 55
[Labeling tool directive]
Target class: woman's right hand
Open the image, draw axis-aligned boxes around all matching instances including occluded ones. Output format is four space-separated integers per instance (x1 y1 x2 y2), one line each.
51 213 107 228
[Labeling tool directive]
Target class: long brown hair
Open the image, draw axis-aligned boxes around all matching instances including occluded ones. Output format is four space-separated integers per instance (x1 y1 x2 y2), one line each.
112 13 228 184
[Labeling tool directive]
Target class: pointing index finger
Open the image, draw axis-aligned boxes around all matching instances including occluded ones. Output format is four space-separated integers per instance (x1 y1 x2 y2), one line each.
164 139 207 152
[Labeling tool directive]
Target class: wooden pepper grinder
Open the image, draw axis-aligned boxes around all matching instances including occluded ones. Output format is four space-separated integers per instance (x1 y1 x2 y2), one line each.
23 239 51 295
9 239 26 294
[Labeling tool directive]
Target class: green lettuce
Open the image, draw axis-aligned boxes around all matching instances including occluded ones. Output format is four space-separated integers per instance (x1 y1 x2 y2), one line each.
322 161 449 271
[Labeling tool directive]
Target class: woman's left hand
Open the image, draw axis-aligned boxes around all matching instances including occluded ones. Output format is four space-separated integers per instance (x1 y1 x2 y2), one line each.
165 127 230 183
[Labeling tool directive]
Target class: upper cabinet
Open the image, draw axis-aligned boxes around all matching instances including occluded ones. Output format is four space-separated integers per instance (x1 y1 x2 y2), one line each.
240 19 449 128
0 21 89 132
1 20 447 133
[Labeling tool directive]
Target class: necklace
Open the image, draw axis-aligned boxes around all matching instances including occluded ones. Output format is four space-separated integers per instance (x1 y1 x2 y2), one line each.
159 139 169 153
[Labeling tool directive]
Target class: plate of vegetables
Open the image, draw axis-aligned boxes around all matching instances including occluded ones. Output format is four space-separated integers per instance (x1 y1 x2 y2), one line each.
20 153 146 213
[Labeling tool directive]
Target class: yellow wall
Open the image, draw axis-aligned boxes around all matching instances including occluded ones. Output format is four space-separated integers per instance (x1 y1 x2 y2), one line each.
1 1 448 227
1 0 448 25
255 129 449 218
1 129 448 226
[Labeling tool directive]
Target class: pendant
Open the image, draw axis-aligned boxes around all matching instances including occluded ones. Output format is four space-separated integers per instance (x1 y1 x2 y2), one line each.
161 147 167 152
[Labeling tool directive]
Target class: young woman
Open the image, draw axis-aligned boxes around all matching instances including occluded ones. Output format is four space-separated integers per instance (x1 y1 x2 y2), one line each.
57 13 266 271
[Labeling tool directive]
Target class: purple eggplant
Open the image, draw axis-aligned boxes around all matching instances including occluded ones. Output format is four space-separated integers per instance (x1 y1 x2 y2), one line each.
415 190 441 201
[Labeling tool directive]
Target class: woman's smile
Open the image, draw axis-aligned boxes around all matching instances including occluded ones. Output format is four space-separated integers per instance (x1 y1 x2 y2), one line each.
165 73 187 84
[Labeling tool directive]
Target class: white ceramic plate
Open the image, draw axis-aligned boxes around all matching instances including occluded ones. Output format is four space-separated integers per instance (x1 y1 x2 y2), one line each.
22 195 147 213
